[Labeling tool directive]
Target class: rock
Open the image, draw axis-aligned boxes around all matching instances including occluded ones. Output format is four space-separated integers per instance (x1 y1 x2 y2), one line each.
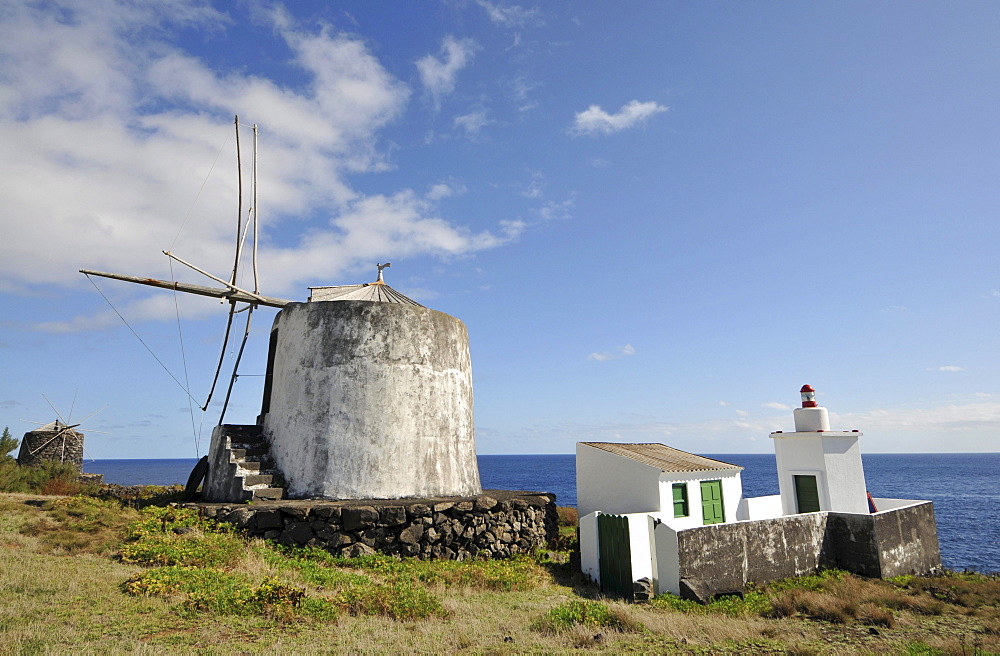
326 531 355 548
475 496 498 511
399 524 424 544
254 510 283 531
279 522 314 546
342 542 376 558
381 506 407 526
342 506 379 531
408 504 431 518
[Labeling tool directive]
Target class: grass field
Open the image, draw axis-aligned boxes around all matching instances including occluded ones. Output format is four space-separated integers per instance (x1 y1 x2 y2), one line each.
1 491 997 654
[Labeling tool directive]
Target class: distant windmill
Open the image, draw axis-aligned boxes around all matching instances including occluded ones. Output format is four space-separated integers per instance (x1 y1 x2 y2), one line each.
18 392 106 470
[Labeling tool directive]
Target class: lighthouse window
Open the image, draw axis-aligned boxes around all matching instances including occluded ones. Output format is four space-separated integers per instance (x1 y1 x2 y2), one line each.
672 483 689 517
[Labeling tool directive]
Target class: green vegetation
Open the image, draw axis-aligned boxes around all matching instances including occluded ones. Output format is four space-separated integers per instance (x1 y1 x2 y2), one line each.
1 490 998 653
532 599 643 633
0 426 18 459
0 458 96 495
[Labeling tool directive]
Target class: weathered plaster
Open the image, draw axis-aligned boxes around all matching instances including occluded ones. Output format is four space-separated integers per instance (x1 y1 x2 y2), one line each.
263 300 481 499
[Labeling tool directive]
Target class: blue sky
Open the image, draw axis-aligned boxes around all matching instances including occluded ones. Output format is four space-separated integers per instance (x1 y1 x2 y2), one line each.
2 1 999 459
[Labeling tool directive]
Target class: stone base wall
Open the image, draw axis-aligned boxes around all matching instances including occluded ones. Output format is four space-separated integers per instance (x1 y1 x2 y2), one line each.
186 490 558 560
676 501 941 602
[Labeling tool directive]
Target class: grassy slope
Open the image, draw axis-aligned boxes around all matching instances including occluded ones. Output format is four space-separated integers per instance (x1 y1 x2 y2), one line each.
0 492 997 655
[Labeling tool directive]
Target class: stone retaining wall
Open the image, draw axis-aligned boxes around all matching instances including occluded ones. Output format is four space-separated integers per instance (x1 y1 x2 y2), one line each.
186 490 558 560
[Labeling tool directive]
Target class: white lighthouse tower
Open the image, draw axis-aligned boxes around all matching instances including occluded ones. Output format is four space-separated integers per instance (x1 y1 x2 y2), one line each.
770 385 870 515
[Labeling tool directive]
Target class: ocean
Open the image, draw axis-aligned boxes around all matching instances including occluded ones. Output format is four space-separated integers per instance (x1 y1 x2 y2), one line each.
84 452 1000 574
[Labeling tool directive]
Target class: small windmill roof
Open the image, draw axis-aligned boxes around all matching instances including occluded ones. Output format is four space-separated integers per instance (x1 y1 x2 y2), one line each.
308 282 424 306
580 442 742 474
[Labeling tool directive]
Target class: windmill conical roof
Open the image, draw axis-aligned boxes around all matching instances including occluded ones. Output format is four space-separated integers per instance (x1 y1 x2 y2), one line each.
307 282 423 306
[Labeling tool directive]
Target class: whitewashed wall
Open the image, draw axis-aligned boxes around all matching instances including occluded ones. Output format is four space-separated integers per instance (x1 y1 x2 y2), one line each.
263 301 481 500
576 444 662 517
655 470 744 530
772 432 869 515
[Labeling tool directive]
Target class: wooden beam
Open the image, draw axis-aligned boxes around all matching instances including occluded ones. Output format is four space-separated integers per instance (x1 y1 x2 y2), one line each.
79 270 293 308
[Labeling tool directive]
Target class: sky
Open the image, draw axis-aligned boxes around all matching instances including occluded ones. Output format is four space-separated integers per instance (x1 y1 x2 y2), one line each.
2 0 999 459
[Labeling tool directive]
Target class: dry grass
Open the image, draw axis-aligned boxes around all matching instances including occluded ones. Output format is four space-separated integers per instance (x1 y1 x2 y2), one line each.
1 493 999 654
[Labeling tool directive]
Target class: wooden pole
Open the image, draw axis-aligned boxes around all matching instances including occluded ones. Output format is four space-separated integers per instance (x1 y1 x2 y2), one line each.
79 269 292 308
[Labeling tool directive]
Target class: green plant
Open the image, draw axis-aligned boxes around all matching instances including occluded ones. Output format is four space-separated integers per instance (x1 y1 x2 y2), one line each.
332 582 447 620
123 567 312 618
0 459 84 494
532 600 643 634
119 505 245 568
0 426 18 459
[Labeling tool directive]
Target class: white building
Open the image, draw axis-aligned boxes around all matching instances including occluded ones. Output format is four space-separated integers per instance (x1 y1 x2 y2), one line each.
577 386 941 601
771 384 869 515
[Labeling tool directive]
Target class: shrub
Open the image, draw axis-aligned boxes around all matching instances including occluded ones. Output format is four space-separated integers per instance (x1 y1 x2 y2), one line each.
0 459 84 494
119 505 245 568
123 567 312 618
856 602 895 628
120 530 246 568
533 600 643 634
17 496 137 555
332 582 447 620
556 506 578 526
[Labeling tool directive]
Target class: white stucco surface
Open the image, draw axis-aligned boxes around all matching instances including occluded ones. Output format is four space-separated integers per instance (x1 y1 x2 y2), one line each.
772 431 869 514
576 444 662 518
655 470 744 530
736 494 783 521
262 300 481 499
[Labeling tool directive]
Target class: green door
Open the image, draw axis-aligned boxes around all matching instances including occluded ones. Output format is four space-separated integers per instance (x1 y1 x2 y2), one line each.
700 480 724 525
597 513 633 597
794 475 821 513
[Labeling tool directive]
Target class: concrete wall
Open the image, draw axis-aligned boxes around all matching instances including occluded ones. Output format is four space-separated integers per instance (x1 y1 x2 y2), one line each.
669 501 941 601
674 512 830 599
262 300 481 500
576 444 662 518
870 501 942 578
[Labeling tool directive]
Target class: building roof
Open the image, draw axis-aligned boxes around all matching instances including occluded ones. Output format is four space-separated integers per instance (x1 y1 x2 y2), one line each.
307 282 424 306
580 442 742 474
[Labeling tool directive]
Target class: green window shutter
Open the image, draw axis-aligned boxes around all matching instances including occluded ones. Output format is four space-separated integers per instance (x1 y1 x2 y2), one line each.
794 475 821 513
672 483 688 517
700 480 725 525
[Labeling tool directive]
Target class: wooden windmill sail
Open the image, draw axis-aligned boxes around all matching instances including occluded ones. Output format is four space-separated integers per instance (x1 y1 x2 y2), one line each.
80 117 279 425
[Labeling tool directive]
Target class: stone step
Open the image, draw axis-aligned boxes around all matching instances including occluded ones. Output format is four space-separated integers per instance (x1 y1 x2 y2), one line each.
236 461 262 473
243 474 273 488
250 487 284 501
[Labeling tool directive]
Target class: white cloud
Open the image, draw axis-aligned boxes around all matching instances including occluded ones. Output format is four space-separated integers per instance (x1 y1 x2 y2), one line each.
718 400 729 406
476 1 541 28
762 401 791 411
835 401 1000 434
929 366 964 372
0 2 520 328
572 100 667 135
454 110 491 134
588 344 635 362
415 36 478 108
537 196 575 221
426 182 465 200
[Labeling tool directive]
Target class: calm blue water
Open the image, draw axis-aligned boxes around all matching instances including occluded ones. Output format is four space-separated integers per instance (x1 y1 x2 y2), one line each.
84 452 999 573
